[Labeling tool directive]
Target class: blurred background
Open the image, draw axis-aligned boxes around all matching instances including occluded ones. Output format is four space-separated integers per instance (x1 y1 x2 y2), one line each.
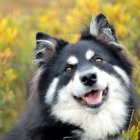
0 0 140 139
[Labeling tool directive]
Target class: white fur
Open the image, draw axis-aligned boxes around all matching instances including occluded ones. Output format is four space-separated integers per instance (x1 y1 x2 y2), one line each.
45 78 59 104
67 56 79 65
31 67 44 82
34 47 46 56
91 67 108 90
90 16 98 36
51 67 129 140
32 58 44 65
108 41 124 49
113 66 129 85
85 50 95 60
36 39 56 51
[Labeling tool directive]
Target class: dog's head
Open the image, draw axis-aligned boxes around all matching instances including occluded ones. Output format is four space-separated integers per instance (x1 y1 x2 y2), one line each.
33 14 134 139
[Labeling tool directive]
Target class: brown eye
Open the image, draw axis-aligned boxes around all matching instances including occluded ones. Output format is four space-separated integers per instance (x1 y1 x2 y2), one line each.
65 67 72 73
64 65 75 73
95 58 104 64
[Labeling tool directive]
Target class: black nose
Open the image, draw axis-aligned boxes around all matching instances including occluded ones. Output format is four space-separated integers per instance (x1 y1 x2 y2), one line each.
80 72 97 86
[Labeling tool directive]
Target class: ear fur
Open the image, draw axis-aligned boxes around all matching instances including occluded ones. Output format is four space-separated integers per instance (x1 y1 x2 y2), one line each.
34 32 68 67
91 14 124 50
82 13 124 50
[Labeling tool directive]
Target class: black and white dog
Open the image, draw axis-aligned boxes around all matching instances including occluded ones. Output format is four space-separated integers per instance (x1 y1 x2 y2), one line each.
3 14 136 140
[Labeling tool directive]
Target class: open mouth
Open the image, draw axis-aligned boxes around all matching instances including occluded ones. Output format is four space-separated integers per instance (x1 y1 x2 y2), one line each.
74 87 108 108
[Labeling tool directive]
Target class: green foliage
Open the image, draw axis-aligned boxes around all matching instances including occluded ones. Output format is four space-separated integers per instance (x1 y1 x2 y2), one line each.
0 0 140 139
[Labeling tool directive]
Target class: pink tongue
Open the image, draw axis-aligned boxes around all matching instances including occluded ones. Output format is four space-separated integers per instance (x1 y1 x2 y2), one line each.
82 90 103 105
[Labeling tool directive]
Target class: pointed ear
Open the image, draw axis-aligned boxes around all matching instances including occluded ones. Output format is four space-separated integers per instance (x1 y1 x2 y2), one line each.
34 32 68 67
90 13 123 50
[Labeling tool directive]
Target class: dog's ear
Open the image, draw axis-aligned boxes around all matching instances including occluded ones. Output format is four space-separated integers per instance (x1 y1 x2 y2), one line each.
34 32 68 67
90 13 123 50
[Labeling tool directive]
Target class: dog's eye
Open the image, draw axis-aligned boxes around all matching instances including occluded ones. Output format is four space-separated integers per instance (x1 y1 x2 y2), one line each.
65 67 72 73
64 65 75 73
94 57 104 64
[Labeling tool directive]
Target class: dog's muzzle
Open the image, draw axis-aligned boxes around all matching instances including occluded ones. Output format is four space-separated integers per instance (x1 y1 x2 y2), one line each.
74 69 108 108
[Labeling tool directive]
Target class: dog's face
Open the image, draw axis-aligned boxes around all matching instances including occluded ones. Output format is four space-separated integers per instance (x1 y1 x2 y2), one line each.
45 40 130 109
34 14 133 139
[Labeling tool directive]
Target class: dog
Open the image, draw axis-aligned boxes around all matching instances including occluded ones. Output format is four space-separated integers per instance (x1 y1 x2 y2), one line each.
3 14 136 140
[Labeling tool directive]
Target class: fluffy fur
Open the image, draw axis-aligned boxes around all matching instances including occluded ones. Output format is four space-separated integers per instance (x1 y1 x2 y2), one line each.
3 14 136 140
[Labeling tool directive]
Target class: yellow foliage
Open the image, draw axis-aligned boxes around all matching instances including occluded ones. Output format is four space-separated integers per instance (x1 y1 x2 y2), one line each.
122 125 139 140
0 18 17 44
0 48 15 65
